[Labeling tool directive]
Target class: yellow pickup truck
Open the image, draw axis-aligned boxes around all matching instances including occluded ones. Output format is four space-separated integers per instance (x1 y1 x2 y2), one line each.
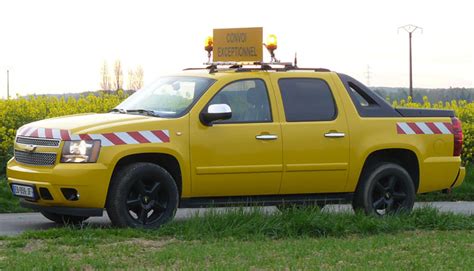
6 63 465 228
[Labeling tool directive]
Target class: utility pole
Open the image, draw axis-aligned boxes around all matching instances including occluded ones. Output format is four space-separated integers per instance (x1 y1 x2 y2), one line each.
398 24 422 98
365 65 371 86
6 70 10 99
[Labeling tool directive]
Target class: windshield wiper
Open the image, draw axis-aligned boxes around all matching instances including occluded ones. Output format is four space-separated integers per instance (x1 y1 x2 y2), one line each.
126 109 161 117
110 108 127 114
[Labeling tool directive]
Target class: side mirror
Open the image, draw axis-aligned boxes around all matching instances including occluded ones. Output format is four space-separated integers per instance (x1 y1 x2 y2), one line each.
200 104 232 126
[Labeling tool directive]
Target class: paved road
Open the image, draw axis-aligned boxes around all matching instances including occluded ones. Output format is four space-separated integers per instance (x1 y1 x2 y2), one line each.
0 202 473 236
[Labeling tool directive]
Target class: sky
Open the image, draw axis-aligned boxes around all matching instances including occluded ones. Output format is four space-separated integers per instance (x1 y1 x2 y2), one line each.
0 0 473 98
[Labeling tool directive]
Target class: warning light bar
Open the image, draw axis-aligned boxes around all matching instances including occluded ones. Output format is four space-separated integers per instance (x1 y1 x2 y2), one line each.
264 34 278 63
265 34 277 51
204 36 213 62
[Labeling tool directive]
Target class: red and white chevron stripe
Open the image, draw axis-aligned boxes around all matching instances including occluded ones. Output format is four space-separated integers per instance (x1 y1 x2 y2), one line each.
396 122 453 135
16 127 170 146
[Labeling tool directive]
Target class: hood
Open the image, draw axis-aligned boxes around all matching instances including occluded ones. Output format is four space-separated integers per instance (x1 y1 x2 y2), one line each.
19 113 169 135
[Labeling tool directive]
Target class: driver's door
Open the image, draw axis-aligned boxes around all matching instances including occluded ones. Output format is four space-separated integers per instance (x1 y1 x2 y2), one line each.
189 77 283 197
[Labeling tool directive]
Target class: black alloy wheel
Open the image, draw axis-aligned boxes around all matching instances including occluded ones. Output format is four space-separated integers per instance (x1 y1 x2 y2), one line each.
353 163 415 216
369 174 410 215
126 177 169 225
107 162 179 228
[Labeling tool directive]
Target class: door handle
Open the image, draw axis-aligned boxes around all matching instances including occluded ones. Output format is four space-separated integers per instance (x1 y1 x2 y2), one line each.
324 132 345 138
256 134 278 140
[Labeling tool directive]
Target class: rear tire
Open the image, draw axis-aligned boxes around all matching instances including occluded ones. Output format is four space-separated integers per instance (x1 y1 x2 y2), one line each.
352 163 415 216
106 162 179 229
41 211 89 225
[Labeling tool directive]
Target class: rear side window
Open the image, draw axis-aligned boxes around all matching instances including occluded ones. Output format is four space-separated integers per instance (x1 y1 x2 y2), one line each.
348 82 376 107
278 78 337 122
349 85 369 106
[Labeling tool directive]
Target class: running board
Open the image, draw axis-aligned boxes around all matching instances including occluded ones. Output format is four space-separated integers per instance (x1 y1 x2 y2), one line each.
179 193 353 208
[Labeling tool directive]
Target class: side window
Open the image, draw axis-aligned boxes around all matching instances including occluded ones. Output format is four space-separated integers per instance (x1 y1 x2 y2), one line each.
349 85 369 106
348 82 376 107
209 79 272 123
278 78 337 122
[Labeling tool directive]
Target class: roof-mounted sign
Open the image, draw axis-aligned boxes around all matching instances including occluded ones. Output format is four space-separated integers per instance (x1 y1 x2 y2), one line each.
212 27 263 62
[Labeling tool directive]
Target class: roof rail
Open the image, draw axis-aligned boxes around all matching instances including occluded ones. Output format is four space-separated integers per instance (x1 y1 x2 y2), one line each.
183 62 331 74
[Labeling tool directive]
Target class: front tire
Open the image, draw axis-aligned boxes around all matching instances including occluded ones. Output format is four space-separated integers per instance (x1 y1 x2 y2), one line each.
352 163 415 216
106 162 179 228
41 211 89 225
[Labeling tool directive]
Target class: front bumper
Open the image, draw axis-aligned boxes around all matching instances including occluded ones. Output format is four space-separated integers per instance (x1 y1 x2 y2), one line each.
7 159 111 209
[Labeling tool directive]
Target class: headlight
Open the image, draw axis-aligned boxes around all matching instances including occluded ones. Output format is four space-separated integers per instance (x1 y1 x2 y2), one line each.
61 140 101 163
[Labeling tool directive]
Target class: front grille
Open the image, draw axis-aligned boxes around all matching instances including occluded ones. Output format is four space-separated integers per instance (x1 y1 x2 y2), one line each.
14 150 57 166
16 136 60 147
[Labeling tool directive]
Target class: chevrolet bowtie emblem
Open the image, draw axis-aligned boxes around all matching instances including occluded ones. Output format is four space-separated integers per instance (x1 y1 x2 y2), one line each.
23 144 37 153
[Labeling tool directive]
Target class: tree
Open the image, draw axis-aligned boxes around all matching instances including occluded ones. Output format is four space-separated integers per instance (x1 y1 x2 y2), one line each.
127 65 144 91
112 59 123 91
135 65 144 90
128 69 135 91
100 61 111 91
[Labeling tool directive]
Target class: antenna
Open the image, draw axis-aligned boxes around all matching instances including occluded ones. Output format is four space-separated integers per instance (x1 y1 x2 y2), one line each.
398 24 423 98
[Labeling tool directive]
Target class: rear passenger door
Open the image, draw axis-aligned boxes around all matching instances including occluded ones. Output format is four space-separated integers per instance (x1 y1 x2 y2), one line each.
270 73 350 194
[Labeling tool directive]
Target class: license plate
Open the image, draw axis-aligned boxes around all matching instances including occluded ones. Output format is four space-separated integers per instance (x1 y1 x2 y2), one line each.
11 184 36 199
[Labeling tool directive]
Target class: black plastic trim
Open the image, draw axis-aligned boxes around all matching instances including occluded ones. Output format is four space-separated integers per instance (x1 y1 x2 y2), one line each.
396 108 455 117
179 193 353 208
39 187 54 200
20 200 104 217
338 73 401 117
183 65 331 73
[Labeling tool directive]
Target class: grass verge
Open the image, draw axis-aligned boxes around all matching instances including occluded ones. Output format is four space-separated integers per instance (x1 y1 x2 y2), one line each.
0 175 28 213
0 208 473 270
17 206 474 240
1 231 473 270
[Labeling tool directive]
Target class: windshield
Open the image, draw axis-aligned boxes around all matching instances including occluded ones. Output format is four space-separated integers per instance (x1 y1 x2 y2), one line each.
115 76 215 118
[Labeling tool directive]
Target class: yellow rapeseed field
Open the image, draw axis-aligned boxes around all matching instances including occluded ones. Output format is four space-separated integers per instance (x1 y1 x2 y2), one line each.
0 93 472 167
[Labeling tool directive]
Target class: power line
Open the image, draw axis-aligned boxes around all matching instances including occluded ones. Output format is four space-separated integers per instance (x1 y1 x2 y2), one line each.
398 24 423 98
